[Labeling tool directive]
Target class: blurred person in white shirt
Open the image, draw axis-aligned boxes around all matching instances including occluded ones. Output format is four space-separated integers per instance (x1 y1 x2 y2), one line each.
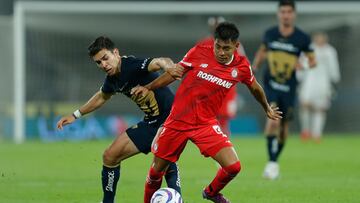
298 32 340 143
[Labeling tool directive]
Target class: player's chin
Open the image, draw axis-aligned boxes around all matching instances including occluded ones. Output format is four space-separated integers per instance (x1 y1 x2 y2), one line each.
107 70 116 76
216 58 227 64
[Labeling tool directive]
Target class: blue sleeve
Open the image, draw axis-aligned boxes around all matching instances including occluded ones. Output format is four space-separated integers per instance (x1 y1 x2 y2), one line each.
302 34 313 53
133 57 153 73
262 30 270 48
101 77 115 94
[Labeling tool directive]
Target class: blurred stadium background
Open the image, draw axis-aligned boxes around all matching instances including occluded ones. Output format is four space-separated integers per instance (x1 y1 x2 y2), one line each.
1 0 359 142
1 1 360 203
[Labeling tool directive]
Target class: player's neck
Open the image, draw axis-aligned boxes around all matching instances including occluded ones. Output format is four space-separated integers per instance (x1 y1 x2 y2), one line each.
279 24 294 37
116 58 122 74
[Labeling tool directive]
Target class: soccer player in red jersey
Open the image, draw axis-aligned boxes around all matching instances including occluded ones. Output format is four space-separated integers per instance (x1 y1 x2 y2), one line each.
132 22 282 203
197 16 247 135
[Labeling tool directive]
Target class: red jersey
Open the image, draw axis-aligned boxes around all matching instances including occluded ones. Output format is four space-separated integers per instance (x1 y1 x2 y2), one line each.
164 43 254 130
218 86 237 118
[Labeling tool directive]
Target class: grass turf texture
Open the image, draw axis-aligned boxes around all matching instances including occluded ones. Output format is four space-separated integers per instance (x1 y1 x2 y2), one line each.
0 135 359 203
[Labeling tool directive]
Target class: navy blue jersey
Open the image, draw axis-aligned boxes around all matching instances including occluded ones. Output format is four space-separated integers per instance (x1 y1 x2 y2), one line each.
262 26 313 93
101 56 174 121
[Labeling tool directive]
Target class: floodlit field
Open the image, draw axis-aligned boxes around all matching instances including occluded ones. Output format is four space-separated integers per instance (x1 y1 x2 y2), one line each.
0 135 359 203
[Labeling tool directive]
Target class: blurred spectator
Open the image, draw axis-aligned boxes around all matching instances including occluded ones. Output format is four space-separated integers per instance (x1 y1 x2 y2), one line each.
298 32 340 143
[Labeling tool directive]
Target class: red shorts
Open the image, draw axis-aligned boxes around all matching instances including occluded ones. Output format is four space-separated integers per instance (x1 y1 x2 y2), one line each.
151 124 233 162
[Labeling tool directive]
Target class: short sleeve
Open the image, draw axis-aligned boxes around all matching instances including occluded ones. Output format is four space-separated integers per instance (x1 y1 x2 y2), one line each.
302 34 314 53
178 46 198 70
240 59 255 86
133 57 153 73
101 77 115 94
262 30 270 49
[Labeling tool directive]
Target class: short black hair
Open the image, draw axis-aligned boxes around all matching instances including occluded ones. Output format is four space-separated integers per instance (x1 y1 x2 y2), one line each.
279 0 296 10
88 36 115 57
214 22 239 42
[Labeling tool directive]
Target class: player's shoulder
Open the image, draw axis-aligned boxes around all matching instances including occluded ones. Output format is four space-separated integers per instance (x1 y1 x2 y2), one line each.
187 43 212 58
234 54 251 69
294 27 311 39
121 55 136 66
121 55 140 64
265 26 279 35
121 55 151 69
195 43 212 52
196 37 214 47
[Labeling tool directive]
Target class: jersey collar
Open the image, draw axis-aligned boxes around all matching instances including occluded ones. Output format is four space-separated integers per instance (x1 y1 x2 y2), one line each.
224 54 234 65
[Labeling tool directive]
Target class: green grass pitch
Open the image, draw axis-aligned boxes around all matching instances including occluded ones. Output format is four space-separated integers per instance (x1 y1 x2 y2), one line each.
0 135 359 203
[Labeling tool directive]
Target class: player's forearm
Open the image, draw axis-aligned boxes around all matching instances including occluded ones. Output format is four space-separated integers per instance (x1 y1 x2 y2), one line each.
249 81 270 113
145 72 175 91
77 91 109 116
252 46 267 71
158 57 175 71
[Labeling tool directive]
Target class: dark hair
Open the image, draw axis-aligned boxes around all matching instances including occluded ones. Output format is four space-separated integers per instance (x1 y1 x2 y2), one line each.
88 36 115 57
279 0 296 10
214 22 239 42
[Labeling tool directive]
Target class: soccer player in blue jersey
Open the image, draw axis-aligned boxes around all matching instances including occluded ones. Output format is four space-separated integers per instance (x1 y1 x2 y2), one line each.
252 0 316 180
56 36 183 203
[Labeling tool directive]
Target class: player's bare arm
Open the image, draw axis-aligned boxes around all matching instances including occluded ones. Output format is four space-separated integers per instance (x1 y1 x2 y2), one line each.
131 64 184 96
148 57 184 79
247 79 282 120
252 44 267 72
56 90 113 130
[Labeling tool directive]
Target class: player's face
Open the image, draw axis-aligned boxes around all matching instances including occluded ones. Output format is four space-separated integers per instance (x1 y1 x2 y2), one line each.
313 34 327 47
214 39 239 64
93 48 121 76
277 6 296 27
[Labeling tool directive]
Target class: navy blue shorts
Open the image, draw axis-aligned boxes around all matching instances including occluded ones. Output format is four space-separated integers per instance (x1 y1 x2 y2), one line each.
126 116 166 154
265 87 296 121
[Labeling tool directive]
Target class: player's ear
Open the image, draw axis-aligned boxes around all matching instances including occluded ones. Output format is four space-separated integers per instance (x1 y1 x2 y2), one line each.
235 41 240 49
113 48 120 56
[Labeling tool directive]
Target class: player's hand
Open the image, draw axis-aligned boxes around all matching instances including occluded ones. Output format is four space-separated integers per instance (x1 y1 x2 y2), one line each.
131 85 149 97
266 105 282 120
251 65 258 73
295 61 303 70
165 64 184 80
56 115 76 130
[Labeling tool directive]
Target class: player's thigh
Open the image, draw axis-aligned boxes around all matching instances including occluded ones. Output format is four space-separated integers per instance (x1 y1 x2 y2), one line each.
265 115 281 134
280 93 296 121
278 120 289 140
105 131 140 162
126 121 160 154
152 126 189 163
265 93 294 134
264 90 281 133
192 124 233 159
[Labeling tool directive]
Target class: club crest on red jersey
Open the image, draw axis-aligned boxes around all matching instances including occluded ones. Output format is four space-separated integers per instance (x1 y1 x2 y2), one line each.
231 69 238 78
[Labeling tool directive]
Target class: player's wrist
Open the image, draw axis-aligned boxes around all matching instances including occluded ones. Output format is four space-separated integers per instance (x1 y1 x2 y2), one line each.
144 85 152 91
72 109 82 119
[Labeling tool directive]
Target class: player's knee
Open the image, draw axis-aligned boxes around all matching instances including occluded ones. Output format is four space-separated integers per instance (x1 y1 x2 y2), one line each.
267 119 280 131
102 148 118 166
224 161 241 175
